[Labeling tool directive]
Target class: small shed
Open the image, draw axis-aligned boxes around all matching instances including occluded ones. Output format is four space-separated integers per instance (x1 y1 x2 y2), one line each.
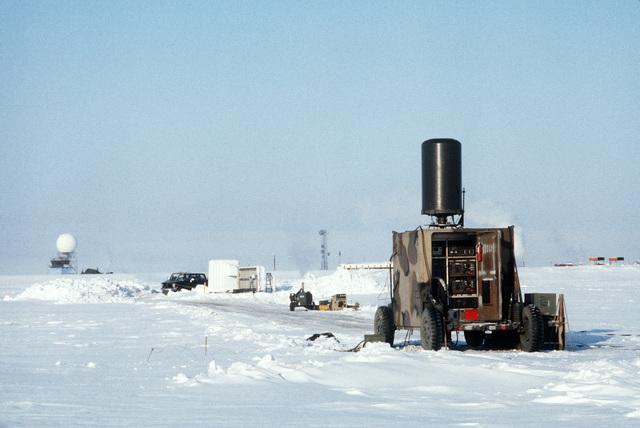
588 256 605 265
608 257 624 266
238 266 266 292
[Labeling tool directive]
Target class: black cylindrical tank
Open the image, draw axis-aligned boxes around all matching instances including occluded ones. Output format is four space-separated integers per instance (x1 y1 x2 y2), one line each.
421 138 463 216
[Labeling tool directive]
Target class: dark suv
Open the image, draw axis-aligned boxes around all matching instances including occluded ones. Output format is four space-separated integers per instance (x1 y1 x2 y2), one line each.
161 272 207 294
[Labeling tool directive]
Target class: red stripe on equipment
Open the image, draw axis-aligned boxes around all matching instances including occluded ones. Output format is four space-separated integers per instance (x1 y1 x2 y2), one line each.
463 309 479 321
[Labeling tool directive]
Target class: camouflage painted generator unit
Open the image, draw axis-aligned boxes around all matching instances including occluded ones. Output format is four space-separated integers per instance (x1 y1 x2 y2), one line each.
374 139 566 352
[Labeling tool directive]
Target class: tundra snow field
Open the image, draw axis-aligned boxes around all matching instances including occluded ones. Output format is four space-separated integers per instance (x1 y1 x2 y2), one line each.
1 267 640 427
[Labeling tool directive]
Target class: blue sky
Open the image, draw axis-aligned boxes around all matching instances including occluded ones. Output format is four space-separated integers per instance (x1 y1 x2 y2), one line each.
1 1 639 273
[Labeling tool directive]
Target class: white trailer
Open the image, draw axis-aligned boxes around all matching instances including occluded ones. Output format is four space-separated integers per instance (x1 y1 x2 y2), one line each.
207 260 239 292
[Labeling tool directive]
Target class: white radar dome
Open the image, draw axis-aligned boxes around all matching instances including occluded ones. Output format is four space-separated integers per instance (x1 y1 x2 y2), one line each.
56 233 77 253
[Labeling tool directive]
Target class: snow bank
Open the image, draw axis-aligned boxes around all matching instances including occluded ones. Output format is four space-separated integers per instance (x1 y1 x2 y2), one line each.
168 268 390 307
297 268 389 296
4 277 152 304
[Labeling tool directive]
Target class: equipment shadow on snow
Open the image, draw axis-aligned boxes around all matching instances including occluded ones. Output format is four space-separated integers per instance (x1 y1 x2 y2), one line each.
392 334 566 352
570 329 628 351
392 340 499 352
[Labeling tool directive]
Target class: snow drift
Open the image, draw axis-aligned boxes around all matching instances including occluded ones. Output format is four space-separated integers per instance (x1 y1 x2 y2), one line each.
4 276 152 304
296 268 389 296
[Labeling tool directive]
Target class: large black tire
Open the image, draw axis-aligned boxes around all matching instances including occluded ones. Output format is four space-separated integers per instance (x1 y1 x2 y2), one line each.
289 302 296 311
420 305 443 351
464 331 485 347
374 306 396 345
519 305 544 352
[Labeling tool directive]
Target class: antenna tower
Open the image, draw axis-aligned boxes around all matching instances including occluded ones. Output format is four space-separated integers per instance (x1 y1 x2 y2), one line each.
319 229 329 270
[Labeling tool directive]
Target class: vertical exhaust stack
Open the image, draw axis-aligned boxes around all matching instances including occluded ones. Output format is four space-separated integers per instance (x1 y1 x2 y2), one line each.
421 138 464 227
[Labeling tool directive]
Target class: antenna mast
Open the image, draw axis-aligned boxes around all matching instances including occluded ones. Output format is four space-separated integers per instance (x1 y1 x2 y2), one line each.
319 229 329 270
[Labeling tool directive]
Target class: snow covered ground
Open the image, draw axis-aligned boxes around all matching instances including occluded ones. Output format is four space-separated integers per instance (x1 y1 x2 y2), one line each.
1 266 639 427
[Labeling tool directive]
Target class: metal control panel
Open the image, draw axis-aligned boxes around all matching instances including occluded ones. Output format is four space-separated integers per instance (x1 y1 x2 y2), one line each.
448 245 475 257
432 240 478 299
449 263 476 295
